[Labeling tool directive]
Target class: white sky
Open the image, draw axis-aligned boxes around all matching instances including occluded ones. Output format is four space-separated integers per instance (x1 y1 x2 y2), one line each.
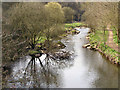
1 0 120 2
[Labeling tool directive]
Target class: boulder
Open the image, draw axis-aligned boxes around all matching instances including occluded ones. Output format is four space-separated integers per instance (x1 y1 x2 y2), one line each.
71 29 80 34
51 50 71 60
86 36 90 39
87 46 91 49
88 31 91 33
90 47 96 51
82 44 91 48
56 41 66 49
76 30 80 34
71 29 76 34
81 27 85 29
90 44 98 51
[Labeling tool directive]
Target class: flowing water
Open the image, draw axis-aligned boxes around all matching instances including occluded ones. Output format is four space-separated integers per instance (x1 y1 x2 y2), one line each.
5 28 118 88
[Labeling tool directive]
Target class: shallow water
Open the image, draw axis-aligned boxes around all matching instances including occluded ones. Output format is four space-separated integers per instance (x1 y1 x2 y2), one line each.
5 28 118 88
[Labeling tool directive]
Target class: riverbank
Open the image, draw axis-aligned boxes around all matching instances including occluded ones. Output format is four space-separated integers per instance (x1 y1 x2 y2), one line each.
2 22 85 85
84 28 120 65
3 27 118 88
28 22 85 56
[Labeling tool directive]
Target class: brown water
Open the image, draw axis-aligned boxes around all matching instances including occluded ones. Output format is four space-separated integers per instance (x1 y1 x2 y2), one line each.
5 28 118 88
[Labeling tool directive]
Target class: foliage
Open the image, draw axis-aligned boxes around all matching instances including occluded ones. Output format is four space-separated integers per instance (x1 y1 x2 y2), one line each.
44 2 65 51
60 2 84 21
45 2 64 24
63 7 75 23
89 30 108 43
111 26 120 45
100 43 119 63
89 29 119 63
36 36 47 44
2 2 65 62
81 2 119 63
7 3 49 49
28 50 41 55
65 22 84 29
81 2 118 30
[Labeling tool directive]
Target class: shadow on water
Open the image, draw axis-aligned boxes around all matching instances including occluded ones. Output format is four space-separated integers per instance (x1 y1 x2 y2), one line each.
6 52 74 88
23 55 60 88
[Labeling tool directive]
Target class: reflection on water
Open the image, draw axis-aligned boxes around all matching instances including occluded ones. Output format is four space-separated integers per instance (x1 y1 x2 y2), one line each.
5 28 118 88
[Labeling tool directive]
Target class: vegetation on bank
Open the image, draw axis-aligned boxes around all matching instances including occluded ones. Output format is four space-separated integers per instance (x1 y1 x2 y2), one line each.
2 2 65 63
111 26 120 45
81 2 119 64
89 30 109 43
35 22 84 47
88 29 120 64
2 2 119 64
64 22 86 34
65 22 85 29
2 2 84 63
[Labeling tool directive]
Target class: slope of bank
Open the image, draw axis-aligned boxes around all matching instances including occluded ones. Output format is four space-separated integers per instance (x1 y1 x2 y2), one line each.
85 27 120 65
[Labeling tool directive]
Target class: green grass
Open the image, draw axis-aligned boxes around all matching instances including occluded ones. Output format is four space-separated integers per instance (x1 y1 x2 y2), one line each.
89 30 109 44
111 26 120 45
89 29 120 63
71 30 76 33
34 23 85 48
36 23 83 44
65 22 85 29
29 50 41 55
100 43 119 63
100 43 118 56
36 36 47 44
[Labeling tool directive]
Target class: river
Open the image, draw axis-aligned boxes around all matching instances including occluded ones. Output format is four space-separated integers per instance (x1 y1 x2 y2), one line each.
5 28 118 88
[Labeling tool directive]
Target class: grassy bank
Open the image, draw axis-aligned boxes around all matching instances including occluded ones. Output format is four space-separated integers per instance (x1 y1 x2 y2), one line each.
65 22 86 28
88 29 120 64
111 26 120 45
89 30 109 43
36 22 85 44
32 22 85 54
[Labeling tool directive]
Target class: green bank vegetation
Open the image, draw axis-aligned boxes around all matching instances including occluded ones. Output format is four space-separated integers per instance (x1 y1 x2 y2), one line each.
111 26 120 45
81 2 119 64
65 22 85 29
89 30 119 64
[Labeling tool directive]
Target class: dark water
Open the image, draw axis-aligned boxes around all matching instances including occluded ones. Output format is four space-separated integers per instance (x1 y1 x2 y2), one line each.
5 28 118 88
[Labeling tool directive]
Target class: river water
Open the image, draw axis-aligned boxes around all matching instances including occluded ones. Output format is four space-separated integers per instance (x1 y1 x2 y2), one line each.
5 28 118 88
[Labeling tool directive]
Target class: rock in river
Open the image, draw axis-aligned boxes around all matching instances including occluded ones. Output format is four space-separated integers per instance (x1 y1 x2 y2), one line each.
71 29 80 34
82 44 91 48
50 50 72 60
55 41 66 49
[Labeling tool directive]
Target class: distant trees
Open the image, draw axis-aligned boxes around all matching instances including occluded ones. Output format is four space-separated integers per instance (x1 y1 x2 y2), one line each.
81 2 118 30
44 2 65 38
60 2 84 22
63 7 75 23
44 2 65 51
80 2 119 47
45 2 64 24
118 2 120 41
